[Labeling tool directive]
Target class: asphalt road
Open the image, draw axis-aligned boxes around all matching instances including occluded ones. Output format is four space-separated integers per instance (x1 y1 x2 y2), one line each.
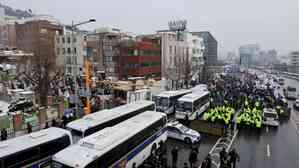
233 75 299 168
166 134 218 168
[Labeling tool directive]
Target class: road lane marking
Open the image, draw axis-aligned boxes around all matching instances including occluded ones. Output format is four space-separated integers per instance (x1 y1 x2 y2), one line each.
266 126 269 133
291 114 299 134
266 144 270 157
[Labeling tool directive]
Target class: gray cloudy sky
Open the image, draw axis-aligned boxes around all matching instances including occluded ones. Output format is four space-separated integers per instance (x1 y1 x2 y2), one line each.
2 0 299 55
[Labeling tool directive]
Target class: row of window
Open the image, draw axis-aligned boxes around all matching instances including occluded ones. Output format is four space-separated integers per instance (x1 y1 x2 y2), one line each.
169 46 189 56
66 57 77 65
57 37 77 44
124 62 161 69
141 62 160 67
127 49 160 57
85 117 166 167
0 136 71 168
57 47 77 55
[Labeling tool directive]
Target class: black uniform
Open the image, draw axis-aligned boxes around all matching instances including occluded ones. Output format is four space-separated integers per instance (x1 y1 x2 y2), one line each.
229 149 240 168
171 147 178 168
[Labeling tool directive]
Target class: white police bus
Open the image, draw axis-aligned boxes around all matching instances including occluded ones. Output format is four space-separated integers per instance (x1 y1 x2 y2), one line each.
153 89 191 114
175 91 210 120
0 127 72 168
52 111 167 168
66 100 155 143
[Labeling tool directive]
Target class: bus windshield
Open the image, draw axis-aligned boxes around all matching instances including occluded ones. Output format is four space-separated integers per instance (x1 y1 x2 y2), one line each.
154 96 169 108
176 101 192 113
68 128 83 143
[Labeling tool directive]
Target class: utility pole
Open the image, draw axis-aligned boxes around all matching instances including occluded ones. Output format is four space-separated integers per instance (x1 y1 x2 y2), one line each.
71 19 96 115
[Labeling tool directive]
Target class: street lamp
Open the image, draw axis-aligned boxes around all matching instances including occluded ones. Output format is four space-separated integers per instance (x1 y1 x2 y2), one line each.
70 19 96 116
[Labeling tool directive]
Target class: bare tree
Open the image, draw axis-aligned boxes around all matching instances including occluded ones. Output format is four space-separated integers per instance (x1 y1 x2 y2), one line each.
19 32 62 106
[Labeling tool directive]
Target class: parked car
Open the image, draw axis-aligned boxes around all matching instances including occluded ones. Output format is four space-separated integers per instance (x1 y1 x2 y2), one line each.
293 99 299 110
263 108 279 127
166 121 201 144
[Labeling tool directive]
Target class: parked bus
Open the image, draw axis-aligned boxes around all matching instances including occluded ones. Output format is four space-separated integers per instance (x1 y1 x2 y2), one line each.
52 111 167 168
175 91 210 120
191 84 209 92
153 89 191 114
0 127 72 168
66 100 155 143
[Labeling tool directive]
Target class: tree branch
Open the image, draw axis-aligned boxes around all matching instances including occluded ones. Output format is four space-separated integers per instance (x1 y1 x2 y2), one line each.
22 72 38 85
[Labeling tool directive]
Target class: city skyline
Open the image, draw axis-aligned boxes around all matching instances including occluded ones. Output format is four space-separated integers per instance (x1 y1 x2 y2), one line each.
2 0 299 55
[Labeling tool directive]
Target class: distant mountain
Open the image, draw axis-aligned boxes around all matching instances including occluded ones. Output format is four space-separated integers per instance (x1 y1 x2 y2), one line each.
0 3 33 18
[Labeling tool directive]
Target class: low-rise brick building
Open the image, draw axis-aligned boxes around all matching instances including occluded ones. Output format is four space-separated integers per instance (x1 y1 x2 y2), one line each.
119 39 161 80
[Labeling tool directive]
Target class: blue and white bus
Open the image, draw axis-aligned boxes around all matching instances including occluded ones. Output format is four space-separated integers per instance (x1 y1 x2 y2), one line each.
0 127 72 168
66 100 155 143
175 91 210 120
153 89 191 114
52 111 167 168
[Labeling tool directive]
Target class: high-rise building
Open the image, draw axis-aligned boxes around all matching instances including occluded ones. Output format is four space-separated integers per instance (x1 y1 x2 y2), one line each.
55 27 86 76
191 31 218 66
239 44 260 67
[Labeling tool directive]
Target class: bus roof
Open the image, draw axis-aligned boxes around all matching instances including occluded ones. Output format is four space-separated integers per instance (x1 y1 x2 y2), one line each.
178 91 210 102
0 127 70 158
66 100 155 132
53 111 166 167
156 89 191 98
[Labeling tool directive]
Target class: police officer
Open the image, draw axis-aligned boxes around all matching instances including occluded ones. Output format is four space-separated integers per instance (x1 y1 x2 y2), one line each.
1 128 7 141
171 146 178 168
219 147 228 168
228 148 240 168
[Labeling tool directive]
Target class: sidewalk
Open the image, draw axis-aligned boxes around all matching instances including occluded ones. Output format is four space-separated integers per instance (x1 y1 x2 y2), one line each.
7 125 43 139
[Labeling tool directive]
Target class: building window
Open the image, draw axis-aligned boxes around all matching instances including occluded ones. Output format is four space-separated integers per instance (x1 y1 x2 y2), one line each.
62 37 65 43
74 47 77 54
67 48 71 54
62 48 66 54
73 57 77 64
67 37 71 43
127 49 135 56
40 28 47 34
174 46 177 55
169 46 172 55
67 67 72 74
66 57 72 64
73 37 77 43
57 37 60 43
134 49 138 56
57 48 60 55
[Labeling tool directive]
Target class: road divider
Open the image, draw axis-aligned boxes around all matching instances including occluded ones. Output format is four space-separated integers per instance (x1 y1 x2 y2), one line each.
266 144 271 157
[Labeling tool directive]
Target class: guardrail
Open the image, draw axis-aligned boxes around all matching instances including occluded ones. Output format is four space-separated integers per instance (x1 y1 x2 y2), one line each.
199 129 238 168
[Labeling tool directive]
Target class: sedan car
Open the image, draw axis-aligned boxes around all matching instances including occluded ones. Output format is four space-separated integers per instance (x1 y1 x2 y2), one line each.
263 108 279 127
166 121 201 144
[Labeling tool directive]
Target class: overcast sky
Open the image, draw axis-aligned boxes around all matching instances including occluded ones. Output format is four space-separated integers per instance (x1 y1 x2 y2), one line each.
2 0 299 55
